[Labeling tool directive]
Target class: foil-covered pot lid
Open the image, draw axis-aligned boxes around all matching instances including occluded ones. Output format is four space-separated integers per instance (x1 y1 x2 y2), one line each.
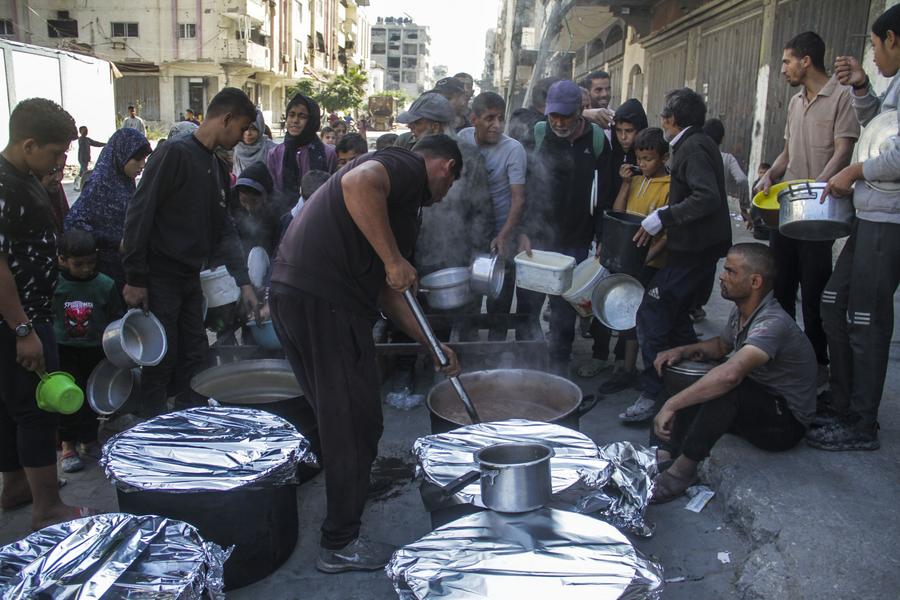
0 513 230 600
102 406 314 492
414 419 611 508
386 507 665 600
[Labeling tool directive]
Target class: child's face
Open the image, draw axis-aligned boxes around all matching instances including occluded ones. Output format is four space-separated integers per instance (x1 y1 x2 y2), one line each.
614 122 638 152
60 254 97 280
239 188 264 214
321 132 335 145
757 166 769 178
636 148 667 178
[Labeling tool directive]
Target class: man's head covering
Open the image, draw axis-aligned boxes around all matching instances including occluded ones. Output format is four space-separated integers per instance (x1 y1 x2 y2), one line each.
397 93 455 125
614 98 648 131
431 77 466 97
235 161 274 195
544 80 583 116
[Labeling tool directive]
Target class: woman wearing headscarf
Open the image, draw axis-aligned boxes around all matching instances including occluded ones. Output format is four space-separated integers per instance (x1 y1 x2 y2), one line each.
64 127 152 289
266 94 336 210
233 109 277 177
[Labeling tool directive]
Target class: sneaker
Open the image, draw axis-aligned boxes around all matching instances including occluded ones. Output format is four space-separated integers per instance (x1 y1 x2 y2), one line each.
316 536 396 573
60 452 85 473
599 369 638 395
619 394 657 423
689 307 706 323
806 422 879 451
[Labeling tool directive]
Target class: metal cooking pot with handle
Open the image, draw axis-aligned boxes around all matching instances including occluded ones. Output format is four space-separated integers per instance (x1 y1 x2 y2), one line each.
470 252 505 299
440 442 554 513
778 182 853 241
418 267 472 310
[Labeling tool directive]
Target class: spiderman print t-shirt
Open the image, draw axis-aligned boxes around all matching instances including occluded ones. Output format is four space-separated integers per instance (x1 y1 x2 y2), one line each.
0 154 58 325
52 271 124 347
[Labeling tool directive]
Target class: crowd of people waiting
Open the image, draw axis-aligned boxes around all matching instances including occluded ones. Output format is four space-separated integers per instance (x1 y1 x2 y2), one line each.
0 4 897 571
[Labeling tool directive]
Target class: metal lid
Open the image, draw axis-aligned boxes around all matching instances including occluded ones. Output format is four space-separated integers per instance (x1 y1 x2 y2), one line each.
854 109 900 192
102 407 313 492
247 246 270 289
665 359 717 376
0 513 229 599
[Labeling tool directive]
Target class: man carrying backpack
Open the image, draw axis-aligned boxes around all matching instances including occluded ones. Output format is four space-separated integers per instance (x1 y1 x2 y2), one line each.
525 79 616 368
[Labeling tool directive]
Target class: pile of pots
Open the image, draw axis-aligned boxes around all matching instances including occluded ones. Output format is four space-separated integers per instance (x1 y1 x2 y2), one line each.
417 253 506 311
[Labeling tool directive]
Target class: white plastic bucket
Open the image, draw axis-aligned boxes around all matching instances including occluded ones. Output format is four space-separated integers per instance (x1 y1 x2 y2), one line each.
563 259 609 317
514 251 576 295
200 266 240 308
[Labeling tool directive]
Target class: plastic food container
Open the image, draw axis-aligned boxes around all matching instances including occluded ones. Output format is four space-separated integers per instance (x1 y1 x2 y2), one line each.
514 251 576 295
562 258 609 317
200 266 240 308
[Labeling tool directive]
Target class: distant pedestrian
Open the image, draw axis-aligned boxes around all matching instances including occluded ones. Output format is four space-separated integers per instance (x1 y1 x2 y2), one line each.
184 109 201 125
75 126 104 191
121 105 145 135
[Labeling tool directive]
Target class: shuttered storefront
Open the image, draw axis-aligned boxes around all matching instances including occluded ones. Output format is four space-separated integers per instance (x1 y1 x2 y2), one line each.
761 0 872 163
646 35 688 122
114 75 160 121
696 5 765 168
608 58 624 108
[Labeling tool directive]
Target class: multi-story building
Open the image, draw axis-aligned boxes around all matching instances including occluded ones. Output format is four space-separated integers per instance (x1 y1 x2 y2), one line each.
1 0 371 127
370 16 432 97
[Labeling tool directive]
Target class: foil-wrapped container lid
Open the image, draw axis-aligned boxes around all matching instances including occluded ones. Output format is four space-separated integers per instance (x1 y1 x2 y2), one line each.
414 419 612 509
0 513 230 600
102 406 313 493
386 508 665 599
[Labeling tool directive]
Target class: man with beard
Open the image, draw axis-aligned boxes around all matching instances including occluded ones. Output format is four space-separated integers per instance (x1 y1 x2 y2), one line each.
622 88 731 423
527 80 615 367
649 244 816 503
270 135 462 573
122 88 259 417
754 32 859 386
582 70 615 133
431 77 472 132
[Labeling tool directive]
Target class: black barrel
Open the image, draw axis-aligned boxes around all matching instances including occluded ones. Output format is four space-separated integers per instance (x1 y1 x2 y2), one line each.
600 211 650 278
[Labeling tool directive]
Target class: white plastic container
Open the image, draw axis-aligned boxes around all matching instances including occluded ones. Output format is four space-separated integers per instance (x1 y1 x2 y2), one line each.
514 251 576 295
199 266 240 308
563 259 610 317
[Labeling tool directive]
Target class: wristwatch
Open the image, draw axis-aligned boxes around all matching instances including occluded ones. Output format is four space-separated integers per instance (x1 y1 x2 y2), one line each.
14 321 33 338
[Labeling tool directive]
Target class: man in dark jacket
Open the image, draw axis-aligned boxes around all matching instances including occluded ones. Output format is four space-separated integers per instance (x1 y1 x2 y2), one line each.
122 88 259 417
527 80 616 365
622 87 732 423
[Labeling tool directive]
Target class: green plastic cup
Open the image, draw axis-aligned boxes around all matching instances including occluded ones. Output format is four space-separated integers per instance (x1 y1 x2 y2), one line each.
35 371 84 415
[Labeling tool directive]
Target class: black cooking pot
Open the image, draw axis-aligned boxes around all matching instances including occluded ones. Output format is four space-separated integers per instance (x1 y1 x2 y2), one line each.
663 360 718 396
425 369 597 434
117 484 297 590
600 211 650 278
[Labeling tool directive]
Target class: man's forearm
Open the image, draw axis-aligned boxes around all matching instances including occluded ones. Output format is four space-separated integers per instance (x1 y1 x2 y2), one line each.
665 364 743 412
768 150 789 181
818 140 855 181
674 337 727 361
0 257 29 329
497 187 525 239
377 286 426 345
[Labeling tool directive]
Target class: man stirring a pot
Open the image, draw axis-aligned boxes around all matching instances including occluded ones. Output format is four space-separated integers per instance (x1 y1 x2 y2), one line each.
270 134 462 573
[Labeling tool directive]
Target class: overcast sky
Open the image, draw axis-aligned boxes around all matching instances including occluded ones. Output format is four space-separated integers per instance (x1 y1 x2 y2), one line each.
367 0 501 79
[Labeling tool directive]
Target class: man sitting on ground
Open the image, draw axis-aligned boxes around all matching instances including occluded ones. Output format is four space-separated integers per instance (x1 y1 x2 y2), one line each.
649 243 816 503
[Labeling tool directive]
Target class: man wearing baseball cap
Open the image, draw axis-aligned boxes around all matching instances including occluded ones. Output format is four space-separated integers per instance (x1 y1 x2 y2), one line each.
395 93 456 149
431 77 471 131
523 79 616 370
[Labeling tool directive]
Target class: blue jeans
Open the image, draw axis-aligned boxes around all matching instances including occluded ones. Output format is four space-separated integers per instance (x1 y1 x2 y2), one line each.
636 260 717 400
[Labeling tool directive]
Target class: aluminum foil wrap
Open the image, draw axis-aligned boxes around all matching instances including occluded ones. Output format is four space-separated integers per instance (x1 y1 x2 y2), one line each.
413 420 654 537
386 507 664 600
0 513 230 600
102 406 315 493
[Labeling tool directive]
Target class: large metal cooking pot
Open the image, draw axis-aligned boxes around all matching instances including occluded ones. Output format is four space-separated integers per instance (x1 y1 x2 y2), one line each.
102 309 167 368
470 253 505 299
600 211 650 277
440 443 554 513
663 360 718 395
854 110 900 193
419 267 472 310
778 182 853 241
591 273 644 331
426 369 597 434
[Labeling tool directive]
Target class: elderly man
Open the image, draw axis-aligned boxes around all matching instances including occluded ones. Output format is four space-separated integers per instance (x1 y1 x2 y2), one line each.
271 136 462 573
623 88 732 423
755 32 859 382
810 4 900 451
394 93 455 149
650 244 816 503
527 79 615 366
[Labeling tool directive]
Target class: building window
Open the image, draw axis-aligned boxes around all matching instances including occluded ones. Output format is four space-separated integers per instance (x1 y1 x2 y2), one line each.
403 44 416 55
406 31 418 40
402 71 417 84
387 56 400 68
372 42 385 55
48 18 78 38
178 23 196 39
0 19 14 37
388 31 400 42
111 22 139 38
402 56 417 69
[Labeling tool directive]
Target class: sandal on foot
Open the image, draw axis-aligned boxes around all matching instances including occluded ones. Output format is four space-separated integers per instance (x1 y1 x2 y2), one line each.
577 358 611 378
61 452 84 473
650 471 697 504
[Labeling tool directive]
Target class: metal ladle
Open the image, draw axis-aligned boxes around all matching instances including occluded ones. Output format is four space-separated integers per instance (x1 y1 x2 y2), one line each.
402 288 481 424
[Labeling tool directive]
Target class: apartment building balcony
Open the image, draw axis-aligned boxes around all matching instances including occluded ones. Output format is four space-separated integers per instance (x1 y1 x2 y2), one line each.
222 0 267 24
222 38 270 70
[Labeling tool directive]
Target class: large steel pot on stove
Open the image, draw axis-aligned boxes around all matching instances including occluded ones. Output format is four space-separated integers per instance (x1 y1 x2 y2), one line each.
470 253 505 299
426 369 598 434
418 267 472 310
778 181 853 241
439 442 554 513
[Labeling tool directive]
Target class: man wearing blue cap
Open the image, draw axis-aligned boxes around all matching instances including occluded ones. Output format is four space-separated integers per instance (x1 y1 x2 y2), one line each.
525 79 616 368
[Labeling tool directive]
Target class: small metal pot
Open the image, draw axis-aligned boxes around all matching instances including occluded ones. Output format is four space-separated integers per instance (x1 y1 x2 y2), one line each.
470 253 505 299
778 182 853 241
440 443 554 513
102 309 168 368
419 267 472 310
87 359 141 415
591 273 644 331
662 360 718 395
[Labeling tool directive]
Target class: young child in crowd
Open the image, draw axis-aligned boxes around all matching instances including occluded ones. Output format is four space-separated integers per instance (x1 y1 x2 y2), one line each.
335 133 369 168
601 127 671 397
319 126 336 146
75 126 104 191
53 229 124 472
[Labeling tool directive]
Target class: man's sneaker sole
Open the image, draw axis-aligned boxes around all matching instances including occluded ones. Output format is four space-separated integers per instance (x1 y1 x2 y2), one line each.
806 438 880 452
315 557 387 574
